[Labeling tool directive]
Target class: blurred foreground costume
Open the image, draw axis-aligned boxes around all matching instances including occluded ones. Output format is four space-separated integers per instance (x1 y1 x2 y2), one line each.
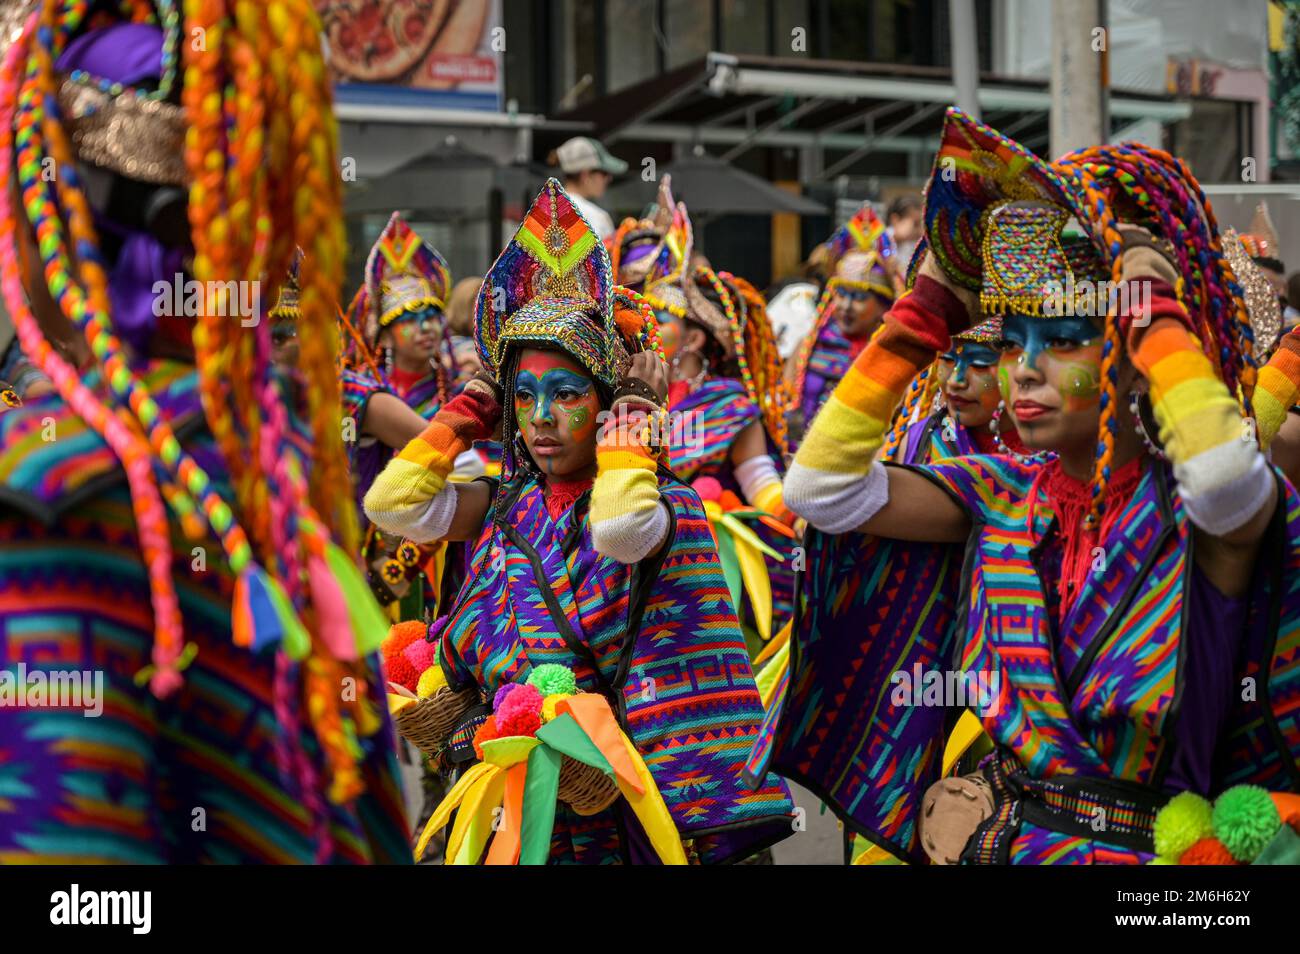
0 1 407 863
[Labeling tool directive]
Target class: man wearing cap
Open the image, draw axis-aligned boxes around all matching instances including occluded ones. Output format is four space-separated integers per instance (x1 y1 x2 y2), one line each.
553 136 627 240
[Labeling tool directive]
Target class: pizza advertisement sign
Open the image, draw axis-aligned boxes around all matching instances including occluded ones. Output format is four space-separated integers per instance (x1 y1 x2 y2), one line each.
318 0 504 111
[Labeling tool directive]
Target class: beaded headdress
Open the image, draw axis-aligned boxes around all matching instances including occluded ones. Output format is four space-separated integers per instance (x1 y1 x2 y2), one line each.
980 201 1109 317
269 247 304 324
1222 227 1282 358
609 175 676 287
475 178 619 388
812 201 894 279
953 316 1003 345
359 212 451 341
924 108 1086 294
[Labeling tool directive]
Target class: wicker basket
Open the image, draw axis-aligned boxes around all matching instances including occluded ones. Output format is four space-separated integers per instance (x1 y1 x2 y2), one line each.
393 685 478 757
557 755 620 816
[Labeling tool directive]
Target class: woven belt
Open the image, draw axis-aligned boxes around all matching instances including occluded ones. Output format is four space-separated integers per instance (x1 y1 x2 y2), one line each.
444 703 490 765
963 752 1168 863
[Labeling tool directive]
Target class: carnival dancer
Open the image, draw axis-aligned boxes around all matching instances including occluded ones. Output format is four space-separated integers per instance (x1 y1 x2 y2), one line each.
338 213 472 617
364 179 794 864
755 109 1300 866
0 0 408 863
790 203 903 445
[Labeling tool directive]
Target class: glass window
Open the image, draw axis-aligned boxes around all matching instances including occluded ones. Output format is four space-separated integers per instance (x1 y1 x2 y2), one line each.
773 0 809 57
828 0 876 62
606 0 658 92
550 0 599 110
665 0 713 70
722 0 769 56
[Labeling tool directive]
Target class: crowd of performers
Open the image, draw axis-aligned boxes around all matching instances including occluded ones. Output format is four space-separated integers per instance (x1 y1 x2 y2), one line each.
2 0 1300 867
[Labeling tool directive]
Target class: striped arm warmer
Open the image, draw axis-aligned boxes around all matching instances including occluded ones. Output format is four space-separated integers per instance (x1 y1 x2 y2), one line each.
589 399 669 563
1127 281 1271 536
363 384 500 540
784 276 971 533
735 454 794 523
1255 327 1300 450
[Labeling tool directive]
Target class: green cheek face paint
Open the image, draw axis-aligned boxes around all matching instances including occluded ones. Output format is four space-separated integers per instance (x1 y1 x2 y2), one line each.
997 364 1011 399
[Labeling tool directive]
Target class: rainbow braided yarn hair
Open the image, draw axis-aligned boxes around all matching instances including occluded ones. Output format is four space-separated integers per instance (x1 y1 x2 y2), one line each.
0 1 385 823
1056 143 1257 524
691 266 791 455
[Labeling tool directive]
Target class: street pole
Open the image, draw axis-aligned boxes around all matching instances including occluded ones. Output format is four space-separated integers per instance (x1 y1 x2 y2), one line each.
1050 0 1109 157
950 0 980 120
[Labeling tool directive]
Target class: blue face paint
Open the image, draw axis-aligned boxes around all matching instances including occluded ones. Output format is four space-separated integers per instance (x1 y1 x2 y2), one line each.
997 314 1099 371
939 340 999 386
514 365 595 427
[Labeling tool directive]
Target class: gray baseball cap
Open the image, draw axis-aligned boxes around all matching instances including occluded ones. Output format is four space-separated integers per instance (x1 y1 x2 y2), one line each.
556 136 628 176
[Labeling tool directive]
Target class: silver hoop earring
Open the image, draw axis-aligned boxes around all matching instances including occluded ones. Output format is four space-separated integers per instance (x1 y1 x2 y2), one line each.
1129 391 1167 460
990 400 1051 463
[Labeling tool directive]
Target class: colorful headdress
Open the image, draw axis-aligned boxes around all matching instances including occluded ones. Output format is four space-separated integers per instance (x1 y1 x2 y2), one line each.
360 212 451 341
0 1 388 850
953 316 1003 344
270 247 304 324
640 179 693 319
686 266 790 454
812 201 895 279
980 201 1109 317
923 109 1086 295
608 175 676 287
1240 202 1284 274
475 178 620 388
1222 227 1283 357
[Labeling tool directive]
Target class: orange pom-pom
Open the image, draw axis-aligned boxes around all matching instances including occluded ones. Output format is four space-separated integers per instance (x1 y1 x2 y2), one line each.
613 303 645 338
473 715 498 761
380 620 428 692
1179 837 1239 865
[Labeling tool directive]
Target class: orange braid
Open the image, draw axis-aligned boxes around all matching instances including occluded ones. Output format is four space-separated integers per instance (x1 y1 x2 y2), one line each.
721 272 791 455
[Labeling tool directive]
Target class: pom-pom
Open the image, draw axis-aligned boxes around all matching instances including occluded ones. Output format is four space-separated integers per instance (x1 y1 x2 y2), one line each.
402 635 438 676
380 620 428 692
541 693 565 723
493 682 520 711
719 489 744 512
1153 791 1214 859
1147 856 1175 865
473 715 498 760
496 682 543 723
527 664 578 698
1179 837 1237 865
693 476 723 502
1213 784 1281 862
495 707 542 738
416 665 448 699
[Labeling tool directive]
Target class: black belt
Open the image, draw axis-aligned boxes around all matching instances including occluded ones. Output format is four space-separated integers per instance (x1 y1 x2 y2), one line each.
963 752 1169 863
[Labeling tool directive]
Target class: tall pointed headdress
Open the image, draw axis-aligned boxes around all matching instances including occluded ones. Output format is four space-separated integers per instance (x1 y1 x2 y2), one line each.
609 175 676 287
474 178 620 387
641 180 693 318
360 212 451 343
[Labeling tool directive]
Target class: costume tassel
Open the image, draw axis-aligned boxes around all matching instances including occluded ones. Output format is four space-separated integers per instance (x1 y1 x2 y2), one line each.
324 541 392 658
308 553 359 661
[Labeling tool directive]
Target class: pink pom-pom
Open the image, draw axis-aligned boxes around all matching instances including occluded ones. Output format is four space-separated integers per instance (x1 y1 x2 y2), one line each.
402 636 437 674
693 477 723 502
496 682 543 723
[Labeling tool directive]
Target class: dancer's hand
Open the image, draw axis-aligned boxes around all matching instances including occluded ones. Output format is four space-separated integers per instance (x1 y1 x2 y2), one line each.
916 249 979 327
623 351 669 405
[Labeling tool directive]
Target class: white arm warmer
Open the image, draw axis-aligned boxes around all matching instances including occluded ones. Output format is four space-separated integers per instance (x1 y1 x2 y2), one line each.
365 481 459 544
734 454 781 506
783 458 891 535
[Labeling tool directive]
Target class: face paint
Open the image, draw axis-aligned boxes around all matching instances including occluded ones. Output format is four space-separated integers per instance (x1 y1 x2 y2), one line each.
513 349 601 477
996 313 1105 454
386 306 440 365
940 340 1000 428
655 310 682 363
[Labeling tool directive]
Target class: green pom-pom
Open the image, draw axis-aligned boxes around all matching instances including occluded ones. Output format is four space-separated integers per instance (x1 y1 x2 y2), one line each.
1212 785 1281 863
1147 856 1175 865
1154 791 1214 859
527 663 577 698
